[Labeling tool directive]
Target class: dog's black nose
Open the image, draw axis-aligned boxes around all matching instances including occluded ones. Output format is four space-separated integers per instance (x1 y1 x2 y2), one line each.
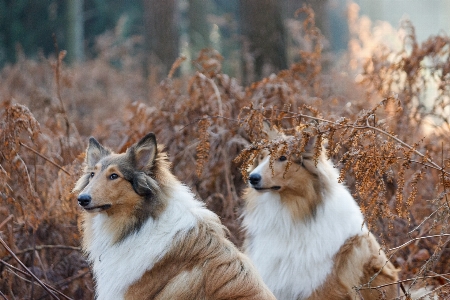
78 194 91 207
249 173 261 186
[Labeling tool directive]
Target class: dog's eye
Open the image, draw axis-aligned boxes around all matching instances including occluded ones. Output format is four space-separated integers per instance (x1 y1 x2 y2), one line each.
109 173 119 180
90 172 95 178
279 156 287 162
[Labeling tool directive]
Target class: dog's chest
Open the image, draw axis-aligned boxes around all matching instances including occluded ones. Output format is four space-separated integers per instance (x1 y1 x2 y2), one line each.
87 215 159 299
244 192 365 299
86 202 199 300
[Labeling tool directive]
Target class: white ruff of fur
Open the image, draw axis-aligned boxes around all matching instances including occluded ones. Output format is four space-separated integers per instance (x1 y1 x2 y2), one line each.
86 183 217 300
243 158 367 300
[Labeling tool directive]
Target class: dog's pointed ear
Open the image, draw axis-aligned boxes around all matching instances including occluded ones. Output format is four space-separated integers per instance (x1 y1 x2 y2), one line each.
262 121 280 141
86 137 111 167
133 133 157 171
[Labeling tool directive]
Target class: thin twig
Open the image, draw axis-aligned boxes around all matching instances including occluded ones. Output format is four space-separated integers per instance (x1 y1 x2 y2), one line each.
0 214 13 230
388 234 450 252
0 290 7 300
0 163 9 176
197 72 223 117
19 142 71 175
15 155 34 194
30 233 36 300
55 269 90 288
1 259 73 300
34 151 38 195
0 236 60 299
430 271 450 283
34 250 48 283
416 282 450 299
2 245 82 261
17 245 81 255
408 203 447 235
358 273 450 290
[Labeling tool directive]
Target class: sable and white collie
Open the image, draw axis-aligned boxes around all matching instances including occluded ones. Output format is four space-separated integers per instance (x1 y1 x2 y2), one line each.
242 125 399 300
73 133 275 300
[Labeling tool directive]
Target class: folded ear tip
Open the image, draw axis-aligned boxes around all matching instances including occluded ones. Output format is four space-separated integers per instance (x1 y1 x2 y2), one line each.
141 132 157 146
148 132 156 141
88 137 99 146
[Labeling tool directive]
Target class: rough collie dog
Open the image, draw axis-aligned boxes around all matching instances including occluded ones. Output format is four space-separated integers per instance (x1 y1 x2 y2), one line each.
73 133 275 300
242 125 399 300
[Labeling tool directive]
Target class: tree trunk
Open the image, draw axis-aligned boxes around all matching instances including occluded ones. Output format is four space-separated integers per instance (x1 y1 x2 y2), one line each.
188 0 211 58
143 0 179 79
66 0 85 63
239 0 287 85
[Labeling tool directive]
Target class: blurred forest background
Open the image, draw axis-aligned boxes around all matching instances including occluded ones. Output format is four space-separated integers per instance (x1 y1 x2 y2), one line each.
1 0 450 299
2 0 449 81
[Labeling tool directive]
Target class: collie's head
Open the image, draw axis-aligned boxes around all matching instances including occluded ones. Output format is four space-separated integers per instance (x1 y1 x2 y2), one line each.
245 124 334 221
73 133 173 240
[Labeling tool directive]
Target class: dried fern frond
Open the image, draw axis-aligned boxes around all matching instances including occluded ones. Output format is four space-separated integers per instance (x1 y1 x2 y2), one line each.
196 117 211 177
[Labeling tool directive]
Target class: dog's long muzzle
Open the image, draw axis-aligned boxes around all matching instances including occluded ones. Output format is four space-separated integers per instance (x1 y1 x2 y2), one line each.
77 194 112 211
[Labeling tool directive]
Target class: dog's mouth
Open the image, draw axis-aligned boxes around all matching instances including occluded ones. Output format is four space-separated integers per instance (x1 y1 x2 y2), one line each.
83 204 112 212
254 186 281 191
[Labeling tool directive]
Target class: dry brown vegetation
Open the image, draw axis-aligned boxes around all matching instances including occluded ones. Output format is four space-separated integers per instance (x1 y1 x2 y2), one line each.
1 7 450 299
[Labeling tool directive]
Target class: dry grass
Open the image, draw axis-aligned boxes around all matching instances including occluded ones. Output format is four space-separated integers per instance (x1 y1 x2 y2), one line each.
1 7 449 299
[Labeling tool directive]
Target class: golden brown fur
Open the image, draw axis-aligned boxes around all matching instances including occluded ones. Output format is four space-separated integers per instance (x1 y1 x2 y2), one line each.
125 217 276 300
309 233 399 300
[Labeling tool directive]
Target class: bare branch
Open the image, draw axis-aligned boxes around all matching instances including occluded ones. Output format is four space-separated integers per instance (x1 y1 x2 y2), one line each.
388 234 450 253
19 142 71 176
0 236 60 300
1 259 73 300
